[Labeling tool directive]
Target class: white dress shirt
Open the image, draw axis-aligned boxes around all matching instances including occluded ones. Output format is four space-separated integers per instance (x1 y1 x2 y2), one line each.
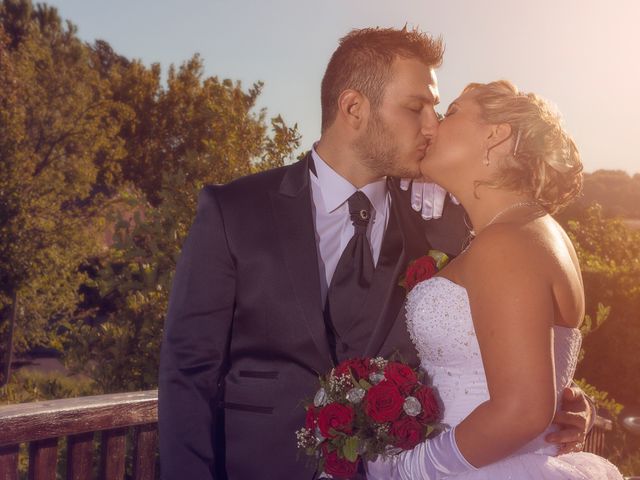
310 146 391 304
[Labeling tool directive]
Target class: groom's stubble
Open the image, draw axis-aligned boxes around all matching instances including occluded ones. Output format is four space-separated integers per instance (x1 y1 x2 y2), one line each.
353 107 421 180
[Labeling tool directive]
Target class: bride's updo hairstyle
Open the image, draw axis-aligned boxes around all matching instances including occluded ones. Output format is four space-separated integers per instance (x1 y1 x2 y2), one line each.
465 80 582 213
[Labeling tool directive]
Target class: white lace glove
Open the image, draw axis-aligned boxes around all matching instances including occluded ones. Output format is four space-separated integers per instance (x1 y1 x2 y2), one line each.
366 427 477 480
399 179 459 220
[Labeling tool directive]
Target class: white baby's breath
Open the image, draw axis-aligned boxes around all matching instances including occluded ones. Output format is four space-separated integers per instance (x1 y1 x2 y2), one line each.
370 357 388 370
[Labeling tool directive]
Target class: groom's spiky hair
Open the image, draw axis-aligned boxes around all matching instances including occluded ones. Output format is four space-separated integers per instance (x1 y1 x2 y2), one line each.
321 26 444 132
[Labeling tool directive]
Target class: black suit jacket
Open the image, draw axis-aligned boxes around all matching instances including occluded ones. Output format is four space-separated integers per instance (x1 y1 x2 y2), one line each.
158 154 468 479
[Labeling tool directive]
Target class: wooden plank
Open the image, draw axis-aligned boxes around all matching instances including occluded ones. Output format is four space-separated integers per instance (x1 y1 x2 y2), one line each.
594 415 613 431
0 390 157 446
99 428 127 480
132 424 157 480
28 438 58 480
585 427 607 456
67 432 95 480
0 444 19 480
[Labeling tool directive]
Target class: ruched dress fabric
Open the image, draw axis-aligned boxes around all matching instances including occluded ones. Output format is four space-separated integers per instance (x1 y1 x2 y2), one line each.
369 276 623 480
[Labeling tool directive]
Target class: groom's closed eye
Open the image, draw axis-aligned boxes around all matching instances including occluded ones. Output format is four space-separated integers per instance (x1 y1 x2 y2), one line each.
407 103 424 113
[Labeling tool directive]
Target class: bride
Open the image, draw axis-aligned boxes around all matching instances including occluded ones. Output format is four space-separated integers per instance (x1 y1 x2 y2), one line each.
367 80 623 479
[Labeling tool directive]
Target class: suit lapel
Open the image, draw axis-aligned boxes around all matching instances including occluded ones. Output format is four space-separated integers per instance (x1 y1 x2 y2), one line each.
270 154 334 371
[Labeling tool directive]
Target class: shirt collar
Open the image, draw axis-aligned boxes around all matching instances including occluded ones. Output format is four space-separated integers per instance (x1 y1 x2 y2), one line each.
311 144 388 215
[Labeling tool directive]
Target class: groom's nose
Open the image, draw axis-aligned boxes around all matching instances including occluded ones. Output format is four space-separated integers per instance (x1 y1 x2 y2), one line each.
421 108 440 137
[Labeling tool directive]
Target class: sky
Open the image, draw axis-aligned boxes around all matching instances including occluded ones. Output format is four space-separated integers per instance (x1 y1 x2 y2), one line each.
47 0 640 174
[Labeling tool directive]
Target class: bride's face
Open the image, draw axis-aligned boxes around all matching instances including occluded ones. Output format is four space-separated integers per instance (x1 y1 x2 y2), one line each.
420 91 491 189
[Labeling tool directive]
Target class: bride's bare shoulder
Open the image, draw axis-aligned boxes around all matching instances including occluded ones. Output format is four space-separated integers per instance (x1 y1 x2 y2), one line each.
462 221 554 283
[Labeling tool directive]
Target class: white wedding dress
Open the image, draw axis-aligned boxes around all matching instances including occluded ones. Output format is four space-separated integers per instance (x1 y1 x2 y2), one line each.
370 276 623 479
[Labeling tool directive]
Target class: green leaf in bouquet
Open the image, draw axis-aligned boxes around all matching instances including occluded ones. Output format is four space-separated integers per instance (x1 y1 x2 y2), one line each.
319 376 330 392
343 436 359 462
428 249 450 270
424 424 436 438
358 379 372 390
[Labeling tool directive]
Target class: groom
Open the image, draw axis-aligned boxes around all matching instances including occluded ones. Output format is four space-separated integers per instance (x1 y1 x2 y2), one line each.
159 27 591 479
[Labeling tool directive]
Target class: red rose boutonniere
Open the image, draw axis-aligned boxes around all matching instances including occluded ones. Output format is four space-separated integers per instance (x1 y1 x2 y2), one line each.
399 250 450 292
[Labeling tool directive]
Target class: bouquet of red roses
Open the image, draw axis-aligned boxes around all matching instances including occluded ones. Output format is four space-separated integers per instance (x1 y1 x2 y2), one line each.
296 357 441 478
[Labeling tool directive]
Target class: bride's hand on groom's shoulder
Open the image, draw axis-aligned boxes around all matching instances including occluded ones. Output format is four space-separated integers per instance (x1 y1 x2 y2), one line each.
546 386 593 455
399 179 458 220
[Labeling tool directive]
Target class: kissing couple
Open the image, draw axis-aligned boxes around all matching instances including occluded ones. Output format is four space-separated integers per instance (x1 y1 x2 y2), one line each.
158 27 623 479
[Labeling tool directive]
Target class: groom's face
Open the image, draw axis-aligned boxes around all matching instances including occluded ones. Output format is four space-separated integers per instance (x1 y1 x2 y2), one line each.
356 57 440 178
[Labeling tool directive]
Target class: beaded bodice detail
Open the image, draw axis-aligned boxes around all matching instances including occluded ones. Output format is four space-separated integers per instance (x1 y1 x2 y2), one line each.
405 276 582 455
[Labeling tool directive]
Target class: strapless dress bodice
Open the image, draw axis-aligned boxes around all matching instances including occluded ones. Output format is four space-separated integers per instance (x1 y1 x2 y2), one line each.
405 276 582 456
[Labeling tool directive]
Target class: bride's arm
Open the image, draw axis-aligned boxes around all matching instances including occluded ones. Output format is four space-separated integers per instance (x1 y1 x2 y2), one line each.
453 226 557 466
376 226 559 479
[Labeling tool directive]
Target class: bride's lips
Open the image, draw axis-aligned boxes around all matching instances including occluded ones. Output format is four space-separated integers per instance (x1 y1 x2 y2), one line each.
417 139 433 157
426 138 436 152
417 139 431 154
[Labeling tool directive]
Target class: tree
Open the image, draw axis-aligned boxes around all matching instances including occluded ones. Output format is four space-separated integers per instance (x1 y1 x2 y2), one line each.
0 0 299 391
562 170 640 220
0 2 127 383
88 43 299 206
64 63 300 392
563 205 640 407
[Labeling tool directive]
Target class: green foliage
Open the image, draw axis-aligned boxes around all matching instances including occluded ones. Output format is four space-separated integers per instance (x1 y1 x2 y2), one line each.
0 2 127 376
0 369 96 404
0 0 299 392
63 65 299 393
95 46 299 205
617 452 640 479
563 205 640 408
562 170 640 220
574 378 623 420
575 380 640 477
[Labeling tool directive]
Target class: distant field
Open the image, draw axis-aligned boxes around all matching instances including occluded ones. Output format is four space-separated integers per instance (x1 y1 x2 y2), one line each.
624 219 640 230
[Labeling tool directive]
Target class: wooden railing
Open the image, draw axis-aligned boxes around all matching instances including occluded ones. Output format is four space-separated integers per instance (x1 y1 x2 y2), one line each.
585 413 613 456
0 389 615 480
0 390 158 480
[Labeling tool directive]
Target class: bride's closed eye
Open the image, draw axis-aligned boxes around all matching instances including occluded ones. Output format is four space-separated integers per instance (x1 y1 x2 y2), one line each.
444 107 457 117
444 101 460 118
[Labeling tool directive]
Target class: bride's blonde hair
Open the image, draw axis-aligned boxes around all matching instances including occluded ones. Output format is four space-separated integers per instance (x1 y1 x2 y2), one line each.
464 80 582 213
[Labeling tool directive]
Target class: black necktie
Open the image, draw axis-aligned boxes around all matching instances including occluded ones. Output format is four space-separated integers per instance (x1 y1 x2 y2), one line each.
325 191 375 344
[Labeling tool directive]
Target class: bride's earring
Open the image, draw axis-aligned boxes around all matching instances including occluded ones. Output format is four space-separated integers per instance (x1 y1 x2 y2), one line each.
484 149 490 166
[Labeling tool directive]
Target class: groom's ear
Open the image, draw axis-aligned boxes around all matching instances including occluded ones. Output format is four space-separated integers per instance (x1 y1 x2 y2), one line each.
337 89 370 130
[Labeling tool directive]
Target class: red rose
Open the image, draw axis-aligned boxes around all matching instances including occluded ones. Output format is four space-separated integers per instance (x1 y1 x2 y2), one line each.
322 444 359 478
384 362 418 394
405 256 438 291
317 403 355 438
334 358 372 380
390 416 424 450
364 380 404 423
414 385 440 423
305 405 318 430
